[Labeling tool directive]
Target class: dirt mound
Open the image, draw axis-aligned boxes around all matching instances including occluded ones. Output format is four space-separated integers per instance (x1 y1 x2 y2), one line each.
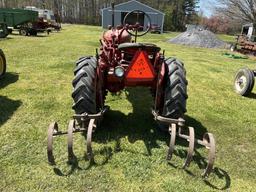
168 29 229 49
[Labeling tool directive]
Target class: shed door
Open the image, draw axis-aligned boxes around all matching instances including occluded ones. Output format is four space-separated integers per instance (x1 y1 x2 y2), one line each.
121 11 144 31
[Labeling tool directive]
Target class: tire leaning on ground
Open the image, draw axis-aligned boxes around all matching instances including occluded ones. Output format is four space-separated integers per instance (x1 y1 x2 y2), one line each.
159 58 188 131
72 56 99 114
0 49 6 78
234 68 255 96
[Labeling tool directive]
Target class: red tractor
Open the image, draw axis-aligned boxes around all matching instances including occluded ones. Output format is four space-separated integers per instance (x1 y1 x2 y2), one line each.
47 7 216 178
72 12 186 130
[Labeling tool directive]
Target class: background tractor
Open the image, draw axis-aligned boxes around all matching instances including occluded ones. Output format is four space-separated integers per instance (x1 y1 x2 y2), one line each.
47 5 216 177
0 49 6 78
230 23 256 54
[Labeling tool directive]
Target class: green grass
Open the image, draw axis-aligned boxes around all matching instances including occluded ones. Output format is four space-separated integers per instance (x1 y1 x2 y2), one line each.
0 25 256 191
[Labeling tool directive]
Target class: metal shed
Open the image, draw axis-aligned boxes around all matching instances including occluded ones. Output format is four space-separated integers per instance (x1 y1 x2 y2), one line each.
101 0 165 33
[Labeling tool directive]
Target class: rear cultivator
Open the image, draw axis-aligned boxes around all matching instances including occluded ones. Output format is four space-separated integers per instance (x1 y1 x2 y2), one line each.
47 107 216 177
47 5 216 178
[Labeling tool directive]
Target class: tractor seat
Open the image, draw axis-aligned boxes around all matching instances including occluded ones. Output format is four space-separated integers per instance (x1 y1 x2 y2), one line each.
118 43 161 52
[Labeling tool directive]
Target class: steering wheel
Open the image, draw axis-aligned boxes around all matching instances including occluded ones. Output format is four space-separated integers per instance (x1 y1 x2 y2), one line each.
123 10 151 37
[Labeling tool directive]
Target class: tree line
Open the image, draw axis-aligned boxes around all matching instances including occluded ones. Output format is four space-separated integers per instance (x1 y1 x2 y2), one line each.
199 0 256 34
0 0 199 31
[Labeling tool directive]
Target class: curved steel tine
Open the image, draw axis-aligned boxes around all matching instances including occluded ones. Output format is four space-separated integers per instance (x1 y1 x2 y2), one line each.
167 123 177 161
182 126 195 168
47 122 59 165
87 118 96 163
67 119 76 162
201 133 216 178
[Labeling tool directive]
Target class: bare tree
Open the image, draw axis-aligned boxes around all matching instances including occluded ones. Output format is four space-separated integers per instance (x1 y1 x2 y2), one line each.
216 0 256 29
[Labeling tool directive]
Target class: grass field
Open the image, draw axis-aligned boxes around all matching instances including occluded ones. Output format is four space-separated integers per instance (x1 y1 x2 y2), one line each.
0 25 256 191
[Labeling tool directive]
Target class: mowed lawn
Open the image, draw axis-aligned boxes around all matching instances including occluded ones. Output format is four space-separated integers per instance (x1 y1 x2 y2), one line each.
0 24 256 192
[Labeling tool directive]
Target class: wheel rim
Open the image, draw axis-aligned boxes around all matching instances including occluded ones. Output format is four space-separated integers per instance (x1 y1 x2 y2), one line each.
20 29 26 36
0 54 4 75
235 75 247 92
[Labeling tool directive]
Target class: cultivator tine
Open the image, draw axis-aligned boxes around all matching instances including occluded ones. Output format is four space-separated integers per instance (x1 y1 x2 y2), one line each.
167 123 177 160
67 120 76 162
152 109 216 177
86 119 96 163
47 106 109 166
200 133 216 177
182 126 195 168
47 122 59 165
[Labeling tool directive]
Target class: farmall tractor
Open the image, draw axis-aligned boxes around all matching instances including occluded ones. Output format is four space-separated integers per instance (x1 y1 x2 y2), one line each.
0 49 6 78
47 6 216 177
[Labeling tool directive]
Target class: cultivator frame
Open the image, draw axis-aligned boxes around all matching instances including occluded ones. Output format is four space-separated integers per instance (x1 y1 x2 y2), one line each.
47 107 216 177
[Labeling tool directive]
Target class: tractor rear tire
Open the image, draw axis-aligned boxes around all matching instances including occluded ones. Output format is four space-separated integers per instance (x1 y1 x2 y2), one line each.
234 68 255 96
159 58 188 131
0 49 6 78
72 56 98 114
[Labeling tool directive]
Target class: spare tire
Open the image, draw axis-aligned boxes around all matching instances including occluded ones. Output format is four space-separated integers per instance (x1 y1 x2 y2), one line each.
234 68 255 96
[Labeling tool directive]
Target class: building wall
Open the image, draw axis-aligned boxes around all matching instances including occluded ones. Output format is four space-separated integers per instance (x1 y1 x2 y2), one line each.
102 1 164 33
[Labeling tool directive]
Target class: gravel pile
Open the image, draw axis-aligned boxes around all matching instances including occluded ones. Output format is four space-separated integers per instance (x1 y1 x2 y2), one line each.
168 29 229 49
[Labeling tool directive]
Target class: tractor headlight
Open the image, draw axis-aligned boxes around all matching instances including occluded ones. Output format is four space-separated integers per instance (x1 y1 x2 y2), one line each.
114 66 125 78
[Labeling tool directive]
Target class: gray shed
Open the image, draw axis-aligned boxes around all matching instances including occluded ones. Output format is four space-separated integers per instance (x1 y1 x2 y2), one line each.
101 0 165 33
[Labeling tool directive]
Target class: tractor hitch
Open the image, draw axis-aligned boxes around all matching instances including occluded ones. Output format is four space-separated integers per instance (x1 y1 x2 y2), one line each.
47 106 110 165
152 109 216 178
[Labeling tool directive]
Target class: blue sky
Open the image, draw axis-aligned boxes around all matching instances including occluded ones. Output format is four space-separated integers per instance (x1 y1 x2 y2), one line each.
200 0 218 17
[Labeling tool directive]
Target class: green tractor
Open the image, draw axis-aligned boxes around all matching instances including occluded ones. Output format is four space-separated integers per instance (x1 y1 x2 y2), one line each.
0 49 6 78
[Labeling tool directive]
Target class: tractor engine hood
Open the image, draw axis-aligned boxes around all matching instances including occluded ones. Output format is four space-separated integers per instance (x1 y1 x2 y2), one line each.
103 29 131 43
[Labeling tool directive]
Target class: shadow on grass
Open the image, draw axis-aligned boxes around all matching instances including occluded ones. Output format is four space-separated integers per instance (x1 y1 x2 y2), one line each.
0 72 21 127
203 167 231 190
53 87 230 189
0 72 19 89
246 92 256 99
0 96 22 127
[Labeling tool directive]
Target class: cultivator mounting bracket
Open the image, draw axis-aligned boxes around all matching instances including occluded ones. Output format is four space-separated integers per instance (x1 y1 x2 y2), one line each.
152 109 216 177
47 106 110 165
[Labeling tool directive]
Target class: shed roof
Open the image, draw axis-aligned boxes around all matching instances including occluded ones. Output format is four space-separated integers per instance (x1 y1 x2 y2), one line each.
101 0 164 15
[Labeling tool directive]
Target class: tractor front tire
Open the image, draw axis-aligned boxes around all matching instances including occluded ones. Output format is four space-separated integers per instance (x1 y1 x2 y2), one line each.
234 68 255 96
72 56 98 114
159 58 188 131
0 49 6 78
